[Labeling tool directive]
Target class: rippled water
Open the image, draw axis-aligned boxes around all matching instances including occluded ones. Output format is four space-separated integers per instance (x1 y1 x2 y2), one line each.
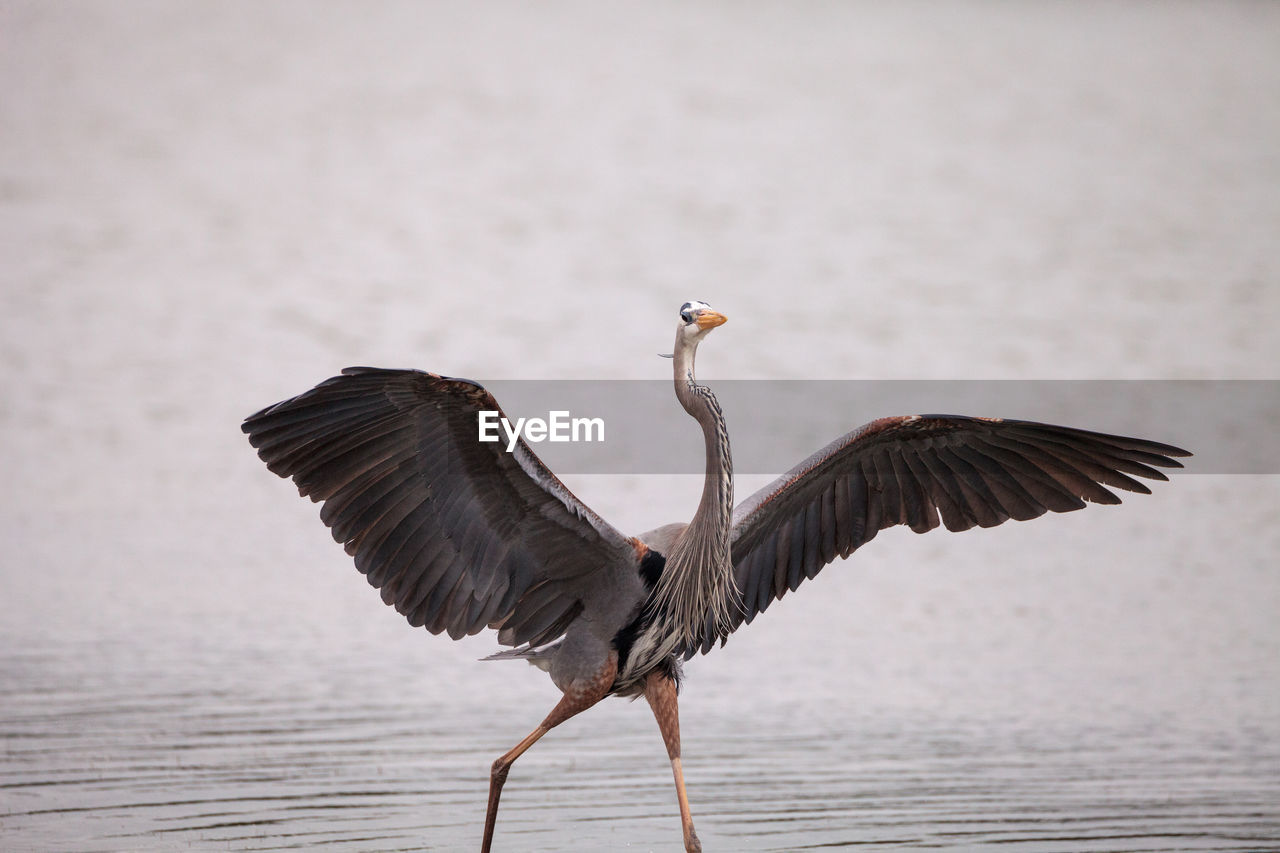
6 614 1279 852
4 478 1278 851
4 1 1279 851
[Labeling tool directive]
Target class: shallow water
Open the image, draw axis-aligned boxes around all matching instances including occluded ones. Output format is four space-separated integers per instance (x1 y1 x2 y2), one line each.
4 476 1278 851
3 2 1280 851
5 647 1280 852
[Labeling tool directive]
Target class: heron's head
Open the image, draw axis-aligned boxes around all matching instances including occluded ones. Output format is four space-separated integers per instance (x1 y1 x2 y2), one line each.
676 300 727 345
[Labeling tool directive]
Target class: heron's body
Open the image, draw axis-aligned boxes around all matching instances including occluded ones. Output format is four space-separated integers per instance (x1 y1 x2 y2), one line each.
243 302 1189 852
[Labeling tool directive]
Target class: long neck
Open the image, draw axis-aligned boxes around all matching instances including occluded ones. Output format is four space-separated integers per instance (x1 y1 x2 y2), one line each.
653 332 736 648
672 341 733 556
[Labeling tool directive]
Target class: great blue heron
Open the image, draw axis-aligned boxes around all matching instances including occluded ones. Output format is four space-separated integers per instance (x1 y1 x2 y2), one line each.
242 301 1189 852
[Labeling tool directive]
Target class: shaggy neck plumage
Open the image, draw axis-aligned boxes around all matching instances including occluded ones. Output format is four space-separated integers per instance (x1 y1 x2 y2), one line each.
652 329 736 648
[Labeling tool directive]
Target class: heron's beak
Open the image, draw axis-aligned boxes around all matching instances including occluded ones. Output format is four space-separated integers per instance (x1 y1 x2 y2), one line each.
695 311 727 330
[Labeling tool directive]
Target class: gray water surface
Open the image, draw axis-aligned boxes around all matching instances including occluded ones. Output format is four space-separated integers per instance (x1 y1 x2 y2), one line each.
3 2 1279 851
4 477 1277 851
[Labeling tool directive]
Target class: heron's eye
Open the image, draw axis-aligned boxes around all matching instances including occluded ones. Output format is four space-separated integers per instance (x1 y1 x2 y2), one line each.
680 310 693 323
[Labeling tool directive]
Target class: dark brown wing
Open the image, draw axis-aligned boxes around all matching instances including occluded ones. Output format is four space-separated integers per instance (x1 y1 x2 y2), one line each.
242 367 645 646
688 415 1190 655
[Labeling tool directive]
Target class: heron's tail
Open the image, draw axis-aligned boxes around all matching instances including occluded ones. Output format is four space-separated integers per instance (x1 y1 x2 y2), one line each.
481 642 560 672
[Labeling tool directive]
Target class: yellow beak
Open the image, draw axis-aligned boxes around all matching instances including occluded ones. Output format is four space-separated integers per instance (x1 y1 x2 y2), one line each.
695 311 727 330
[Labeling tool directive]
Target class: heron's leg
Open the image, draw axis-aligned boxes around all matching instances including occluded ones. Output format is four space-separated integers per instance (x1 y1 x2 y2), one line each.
481 652 617 853
644 669 701 853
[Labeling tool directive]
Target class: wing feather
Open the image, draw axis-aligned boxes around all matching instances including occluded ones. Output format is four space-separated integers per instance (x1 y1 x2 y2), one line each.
701 415 1189 653
244 367 645 646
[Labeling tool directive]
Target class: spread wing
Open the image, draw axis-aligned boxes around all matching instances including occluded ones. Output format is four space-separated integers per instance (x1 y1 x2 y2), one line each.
687 415 1190 654
242 367 646 646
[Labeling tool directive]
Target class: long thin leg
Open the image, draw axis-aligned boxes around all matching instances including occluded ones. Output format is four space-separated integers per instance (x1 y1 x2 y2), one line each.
644 669 701 853
481 653 617 853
